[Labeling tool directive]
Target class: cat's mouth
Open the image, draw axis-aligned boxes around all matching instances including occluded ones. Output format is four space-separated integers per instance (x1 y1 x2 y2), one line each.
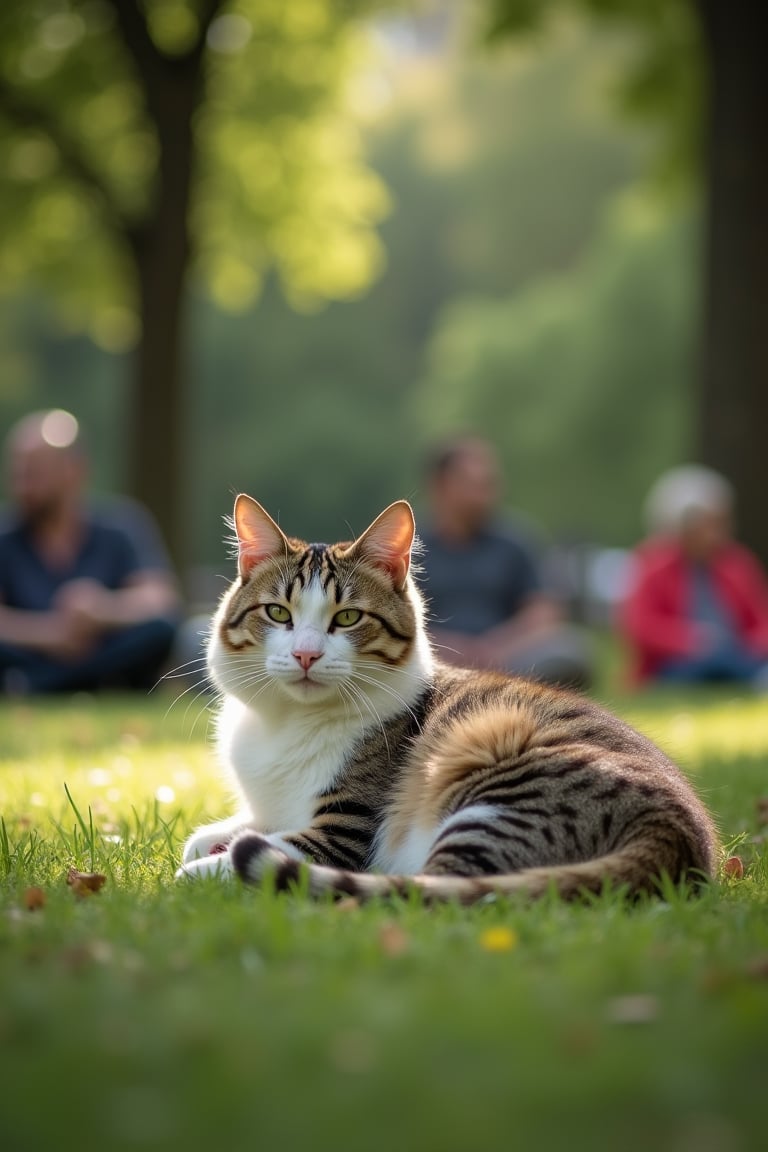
286 671 332 696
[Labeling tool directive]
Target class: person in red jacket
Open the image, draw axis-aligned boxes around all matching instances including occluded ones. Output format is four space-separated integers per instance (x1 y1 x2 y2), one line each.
620 466 768 686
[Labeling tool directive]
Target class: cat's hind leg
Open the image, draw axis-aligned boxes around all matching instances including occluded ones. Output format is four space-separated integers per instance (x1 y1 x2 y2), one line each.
418 803 542 878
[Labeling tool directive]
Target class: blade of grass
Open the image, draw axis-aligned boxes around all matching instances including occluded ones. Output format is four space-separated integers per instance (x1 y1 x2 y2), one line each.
64 782 96 872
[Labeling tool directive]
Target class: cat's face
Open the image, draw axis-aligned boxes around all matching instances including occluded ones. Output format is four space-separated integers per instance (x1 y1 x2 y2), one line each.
208 496 429 711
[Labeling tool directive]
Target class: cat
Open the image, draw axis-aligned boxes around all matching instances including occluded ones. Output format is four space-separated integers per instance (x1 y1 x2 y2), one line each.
177 494 718 901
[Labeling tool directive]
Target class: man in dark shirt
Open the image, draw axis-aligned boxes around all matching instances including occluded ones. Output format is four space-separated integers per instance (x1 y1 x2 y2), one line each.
418 436 592 689
0 409 179 693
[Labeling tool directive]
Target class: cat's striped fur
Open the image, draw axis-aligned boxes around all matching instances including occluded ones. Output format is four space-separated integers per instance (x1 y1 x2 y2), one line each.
178 495 717 901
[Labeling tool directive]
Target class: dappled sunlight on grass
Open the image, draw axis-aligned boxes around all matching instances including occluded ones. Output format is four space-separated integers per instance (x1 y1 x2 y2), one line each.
0 696 227 888
622 694 768 767
1 692 767 1152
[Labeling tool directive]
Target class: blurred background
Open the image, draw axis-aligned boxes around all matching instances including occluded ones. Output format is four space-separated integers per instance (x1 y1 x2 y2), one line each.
1 0 765 617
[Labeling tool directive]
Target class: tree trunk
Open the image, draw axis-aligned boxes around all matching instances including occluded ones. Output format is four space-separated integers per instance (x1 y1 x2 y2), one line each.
695 0 768 566
127 65 201 582
130 220 188 578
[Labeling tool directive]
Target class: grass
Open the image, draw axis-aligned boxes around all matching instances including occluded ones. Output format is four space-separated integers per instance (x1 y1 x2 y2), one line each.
1 682 767 1152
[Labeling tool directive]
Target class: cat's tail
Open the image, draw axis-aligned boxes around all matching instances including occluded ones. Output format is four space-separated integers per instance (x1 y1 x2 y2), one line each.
230 837 711 904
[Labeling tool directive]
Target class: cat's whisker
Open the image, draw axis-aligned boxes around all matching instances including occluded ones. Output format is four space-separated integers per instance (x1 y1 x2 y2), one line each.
430 642 466 662
162 680 221 741
163 677 211 719
354 659 432 691
220 668 273 698
350 671 423 730
341 677 392 759
336 682 366 728
159 656 211 681
161 664 213 707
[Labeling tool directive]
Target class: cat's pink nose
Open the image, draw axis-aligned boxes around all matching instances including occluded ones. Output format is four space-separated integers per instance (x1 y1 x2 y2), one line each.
293 649 322 671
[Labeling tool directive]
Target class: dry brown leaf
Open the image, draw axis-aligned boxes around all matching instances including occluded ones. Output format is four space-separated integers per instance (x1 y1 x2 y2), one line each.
23 886 46 911
744 954 768 981
67 867 107 898
723 856 745 880
377 922 409 957
335 896 361 912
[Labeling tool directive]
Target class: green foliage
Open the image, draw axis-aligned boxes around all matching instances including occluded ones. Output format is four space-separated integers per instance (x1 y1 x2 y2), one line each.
485 0 705 188
0 13 699 568
412 195 699 545
182 17 666 562
0 690 767 1151
194 0 390 311
0 0 388 348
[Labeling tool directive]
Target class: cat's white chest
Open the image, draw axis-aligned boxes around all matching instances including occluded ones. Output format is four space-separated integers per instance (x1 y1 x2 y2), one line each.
216 696 351 832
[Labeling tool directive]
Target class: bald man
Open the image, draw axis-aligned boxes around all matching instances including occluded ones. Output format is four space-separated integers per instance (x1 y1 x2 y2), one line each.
0 410 179 693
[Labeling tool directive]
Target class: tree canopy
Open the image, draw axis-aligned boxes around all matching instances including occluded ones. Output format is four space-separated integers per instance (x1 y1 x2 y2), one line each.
485 0 768 566
0 0 388 567
0 0 388 334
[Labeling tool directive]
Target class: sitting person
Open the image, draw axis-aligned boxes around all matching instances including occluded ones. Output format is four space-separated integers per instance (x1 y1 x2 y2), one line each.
620 465 768 686
0 409 180 693
417 436 593 690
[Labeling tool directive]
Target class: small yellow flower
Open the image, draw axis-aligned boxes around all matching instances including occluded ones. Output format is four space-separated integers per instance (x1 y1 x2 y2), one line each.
479 926 519 953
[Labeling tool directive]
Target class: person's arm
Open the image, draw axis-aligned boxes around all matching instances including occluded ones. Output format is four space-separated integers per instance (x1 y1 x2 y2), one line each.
729 548 768 653
619 558 698 661
472 594 563 667
0 602 57 651
0 600 99 659
53 571 178 631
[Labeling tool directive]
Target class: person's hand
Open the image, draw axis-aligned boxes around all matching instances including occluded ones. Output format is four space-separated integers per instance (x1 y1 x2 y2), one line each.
41 607 101 661
54 579 114 630
42 579 114 660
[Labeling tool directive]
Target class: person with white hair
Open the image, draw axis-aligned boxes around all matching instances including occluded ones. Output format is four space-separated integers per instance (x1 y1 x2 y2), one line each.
0 410 180 693
620 465 768 686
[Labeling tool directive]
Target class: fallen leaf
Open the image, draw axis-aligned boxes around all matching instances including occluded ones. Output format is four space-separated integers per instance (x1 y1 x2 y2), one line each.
698 966 733 995
479 926 519 953
744 954 768 981
335 896 361 912
23 886 46 911
60 940 113 972
723 856 744 880
561 1022 598 1057
377 922 409 957
67 867 107 898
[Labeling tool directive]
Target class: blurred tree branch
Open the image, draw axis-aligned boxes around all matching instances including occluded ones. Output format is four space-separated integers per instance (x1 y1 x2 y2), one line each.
0 74 129 235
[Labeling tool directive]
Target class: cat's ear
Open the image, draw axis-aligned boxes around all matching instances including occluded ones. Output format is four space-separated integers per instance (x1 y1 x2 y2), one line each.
233 494 288 579
347 501 415 592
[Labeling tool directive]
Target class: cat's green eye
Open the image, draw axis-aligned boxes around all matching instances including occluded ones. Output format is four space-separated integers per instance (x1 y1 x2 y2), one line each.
333 608 362 628
265 604 292 624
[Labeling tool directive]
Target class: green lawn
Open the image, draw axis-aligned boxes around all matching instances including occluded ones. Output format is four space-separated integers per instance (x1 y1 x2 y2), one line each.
1 683 767 1152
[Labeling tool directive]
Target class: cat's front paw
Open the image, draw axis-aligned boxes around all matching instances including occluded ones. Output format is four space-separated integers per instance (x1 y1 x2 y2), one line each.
230 832 298 887
181 820 244 865
175 852 235 882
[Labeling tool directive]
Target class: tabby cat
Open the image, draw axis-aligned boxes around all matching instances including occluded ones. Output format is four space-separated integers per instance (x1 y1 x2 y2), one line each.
177 495 717 901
